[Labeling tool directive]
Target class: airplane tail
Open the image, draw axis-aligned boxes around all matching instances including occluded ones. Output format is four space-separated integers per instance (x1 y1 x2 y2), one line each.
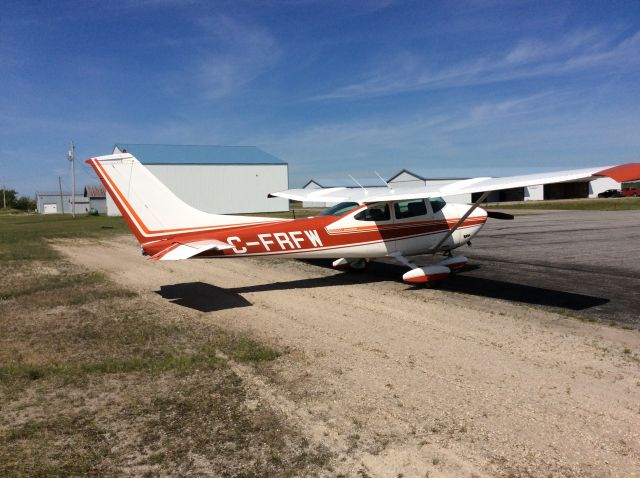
86 153 286 245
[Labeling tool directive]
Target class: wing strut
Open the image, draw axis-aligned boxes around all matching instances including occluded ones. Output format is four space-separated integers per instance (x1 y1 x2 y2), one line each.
429 191 490 254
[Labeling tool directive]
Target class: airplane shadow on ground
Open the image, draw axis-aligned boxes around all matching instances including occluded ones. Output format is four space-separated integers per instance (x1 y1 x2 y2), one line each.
440 274 609 310
156 282 252 312
156 259 608 313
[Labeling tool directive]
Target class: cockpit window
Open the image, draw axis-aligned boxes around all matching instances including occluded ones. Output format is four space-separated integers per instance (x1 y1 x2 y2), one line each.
318 202 359 217
394 199 428 219
429 197 446 213
354 203 391 222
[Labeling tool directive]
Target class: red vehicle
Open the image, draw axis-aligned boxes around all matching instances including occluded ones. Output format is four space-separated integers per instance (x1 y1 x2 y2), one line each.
622 181 640 197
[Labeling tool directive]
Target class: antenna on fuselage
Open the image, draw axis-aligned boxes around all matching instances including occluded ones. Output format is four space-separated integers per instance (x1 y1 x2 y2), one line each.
374 171 394 191
348 174 368 195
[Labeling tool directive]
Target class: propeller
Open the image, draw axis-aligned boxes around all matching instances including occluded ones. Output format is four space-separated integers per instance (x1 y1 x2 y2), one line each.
486 211 514 220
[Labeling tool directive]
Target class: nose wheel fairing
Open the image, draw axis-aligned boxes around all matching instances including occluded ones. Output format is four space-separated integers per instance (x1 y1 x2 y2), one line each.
390 252 468 285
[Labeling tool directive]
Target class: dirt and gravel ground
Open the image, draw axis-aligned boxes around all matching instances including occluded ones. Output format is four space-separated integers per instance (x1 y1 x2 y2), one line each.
54 211 640 478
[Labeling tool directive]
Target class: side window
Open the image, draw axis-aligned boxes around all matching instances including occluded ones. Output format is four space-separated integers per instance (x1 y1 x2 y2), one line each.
429 197 446 213
354 203 390 222
394 199 428 219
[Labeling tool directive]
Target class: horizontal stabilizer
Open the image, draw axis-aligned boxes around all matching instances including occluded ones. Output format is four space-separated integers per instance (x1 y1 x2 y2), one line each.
150 239 233 261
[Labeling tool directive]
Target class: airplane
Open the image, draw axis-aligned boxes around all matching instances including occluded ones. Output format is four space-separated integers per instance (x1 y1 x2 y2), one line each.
86 153 640 285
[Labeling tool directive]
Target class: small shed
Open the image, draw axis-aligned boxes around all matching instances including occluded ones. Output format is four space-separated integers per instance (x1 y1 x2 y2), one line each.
84 185 107 214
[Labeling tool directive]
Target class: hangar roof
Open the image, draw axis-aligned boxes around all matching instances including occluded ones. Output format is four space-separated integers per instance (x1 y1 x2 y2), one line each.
113 144 286 165
84 185 105 198
388 169 469 182
36 192 89 202
303 178 386 188
37 191 74 196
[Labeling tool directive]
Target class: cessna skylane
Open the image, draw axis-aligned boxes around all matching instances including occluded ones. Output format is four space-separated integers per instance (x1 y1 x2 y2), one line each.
87 153 640 284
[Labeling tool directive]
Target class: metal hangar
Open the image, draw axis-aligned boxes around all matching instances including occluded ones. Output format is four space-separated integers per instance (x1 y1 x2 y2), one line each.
109 144 289 215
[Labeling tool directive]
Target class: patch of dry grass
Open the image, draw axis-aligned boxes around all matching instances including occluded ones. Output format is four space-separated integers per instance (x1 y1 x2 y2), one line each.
0 214 332 477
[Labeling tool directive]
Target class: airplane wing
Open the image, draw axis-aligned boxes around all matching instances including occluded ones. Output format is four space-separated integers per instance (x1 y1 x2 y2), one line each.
150 239 233 261
269 163 640 204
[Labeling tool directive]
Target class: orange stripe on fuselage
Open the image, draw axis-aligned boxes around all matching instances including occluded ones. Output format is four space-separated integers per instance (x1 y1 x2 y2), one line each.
139 215 487 258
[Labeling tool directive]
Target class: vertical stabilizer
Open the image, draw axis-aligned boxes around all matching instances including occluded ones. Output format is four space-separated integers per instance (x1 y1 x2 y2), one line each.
87 153 285 243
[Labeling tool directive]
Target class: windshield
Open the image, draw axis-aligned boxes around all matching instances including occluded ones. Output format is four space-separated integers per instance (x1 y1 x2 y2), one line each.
318 202 359 217
429 197 446 213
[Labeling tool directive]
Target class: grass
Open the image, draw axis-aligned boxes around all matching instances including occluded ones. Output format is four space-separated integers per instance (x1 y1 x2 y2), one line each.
0 351 225 386
2 414 112 477
486 197 640 211
0 212 331 476
0 212 129 260
0 271 106 300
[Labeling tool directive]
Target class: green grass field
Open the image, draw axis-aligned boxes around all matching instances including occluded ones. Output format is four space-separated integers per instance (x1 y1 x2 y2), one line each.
486 197 640 211
0 212 129 260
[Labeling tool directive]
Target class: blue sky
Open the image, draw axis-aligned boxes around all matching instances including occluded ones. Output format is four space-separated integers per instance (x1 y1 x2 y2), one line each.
1 0 639 195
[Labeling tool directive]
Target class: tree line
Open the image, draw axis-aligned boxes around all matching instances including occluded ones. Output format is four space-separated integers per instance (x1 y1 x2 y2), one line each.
0 189 37 211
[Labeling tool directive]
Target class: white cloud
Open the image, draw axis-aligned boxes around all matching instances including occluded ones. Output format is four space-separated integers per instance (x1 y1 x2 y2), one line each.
252 87 640 185
314 29 640 100
193 16 282 99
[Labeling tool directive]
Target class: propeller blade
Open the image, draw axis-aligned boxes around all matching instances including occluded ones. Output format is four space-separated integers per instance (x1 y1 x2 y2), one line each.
487 211 514 220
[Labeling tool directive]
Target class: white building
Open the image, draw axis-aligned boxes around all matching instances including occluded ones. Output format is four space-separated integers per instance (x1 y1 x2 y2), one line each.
36 192 89 214
108 144 289 216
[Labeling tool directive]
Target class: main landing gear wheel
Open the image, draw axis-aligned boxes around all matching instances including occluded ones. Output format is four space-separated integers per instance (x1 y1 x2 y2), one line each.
332 258 369 272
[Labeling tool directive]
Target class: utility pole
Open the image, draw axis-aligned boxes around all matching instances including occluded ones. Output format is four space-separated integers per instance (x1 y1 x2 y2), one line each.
2 177 6 209
58 176 65 215
68 141 76 218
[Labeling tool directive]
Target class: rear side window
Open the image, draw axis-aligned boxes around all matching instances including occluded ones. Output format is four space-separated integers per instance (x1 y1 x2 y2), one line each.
429 197 446 213
354 203 390 221
394 199 428 219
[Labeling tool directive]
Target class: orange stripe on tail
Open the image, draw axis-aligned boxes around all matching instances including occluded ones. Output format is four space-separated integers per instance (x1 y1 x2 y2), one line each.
86 158 147 244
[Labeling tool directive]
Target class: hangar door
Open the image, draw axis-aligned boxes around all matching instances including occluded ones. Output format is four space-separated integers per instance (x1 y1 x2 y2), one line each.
544 182 589 200
43 204 58 214
472 187 524 203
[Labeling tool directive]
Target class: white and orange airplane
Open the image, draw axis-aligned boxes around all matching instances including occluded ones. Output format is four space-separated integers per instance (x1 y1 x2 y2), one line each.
87 153 640 284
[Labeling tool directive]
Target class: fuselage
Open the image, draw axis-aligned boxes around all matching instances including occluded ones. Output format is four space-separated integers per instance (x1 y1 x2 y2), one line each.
140 200 488 260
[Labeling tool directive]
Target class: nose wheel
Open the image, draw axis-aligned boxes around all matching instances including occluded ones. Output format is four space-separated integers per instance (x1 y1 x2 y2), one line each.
332 258 369 271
